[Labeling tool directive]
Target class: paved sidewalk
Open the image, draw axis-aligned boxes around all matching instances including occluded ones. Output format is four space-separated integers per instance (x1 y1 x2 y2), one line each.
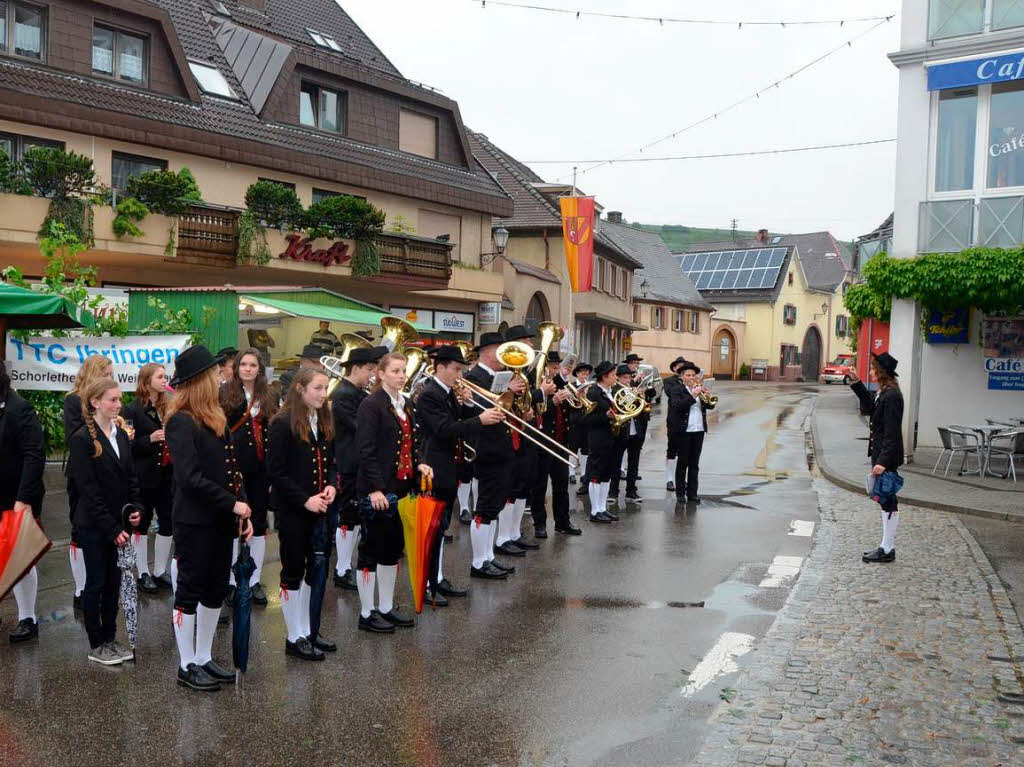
811 387 1024 523
690 477 1024 766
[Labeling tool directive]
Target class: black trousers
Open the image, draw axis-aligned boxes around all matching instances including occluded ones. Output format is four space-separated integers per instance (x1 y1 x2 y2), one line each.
511 444 537 501
278 510 318 590
473 460 511 522
173 522 233 613
530 448 570 530
666 428 678 460
241 469 269 536
357 500 405 570
608 438 629 494
428 486 456 591
338 472 361 530
674 431 705 499
137 477 173 535
78 527 121 649
625 434 644 495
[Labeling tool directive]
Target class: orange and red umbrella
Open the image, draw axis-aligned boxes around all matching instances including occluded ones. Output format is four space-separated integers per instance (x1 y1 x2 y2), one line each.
397 478 446 614
0 508 51 601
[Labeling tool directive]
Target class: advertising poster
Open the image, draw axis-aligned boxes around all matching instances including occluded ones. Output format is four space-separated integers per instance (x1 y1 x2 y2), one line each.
982 317 1024 391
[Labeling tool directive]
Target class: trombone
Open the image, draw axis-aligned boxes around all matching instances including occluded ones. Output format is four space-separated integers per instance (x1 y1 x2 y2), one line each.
456 377 579 469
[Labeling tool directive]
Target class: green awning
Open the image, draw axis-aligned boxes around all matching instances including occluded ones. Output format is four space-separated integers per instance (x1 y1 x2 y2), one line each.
240 294 434 334
0 283 95 330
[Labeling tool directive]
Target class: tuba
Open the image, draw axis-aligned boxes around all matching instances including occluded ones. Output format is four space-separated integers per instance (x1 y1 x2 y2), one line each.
402 346 430 395
533 322 564 415
380 316 419 352
452 340 476 365
495 340 536 417
323 333 372 396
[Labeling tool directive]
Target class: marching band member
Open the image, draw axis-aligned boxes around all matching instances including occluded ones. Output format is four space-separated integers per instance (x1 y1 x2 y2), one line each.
416 344 503 603
64 355 114 611
216 347 238 386
570 362 593 494
67 377 143 665
624 354 655 503
331 345 387 590
0 363 45 644
221 349 277 608
125 363 174 593
278 344 325 396
584 361 620 523
668 362 715 503
530 352 580 537
166 346 252 692
607 365 635 505
462 332 521 579
267 367 337 660
354 352 433 632
663 357 686 492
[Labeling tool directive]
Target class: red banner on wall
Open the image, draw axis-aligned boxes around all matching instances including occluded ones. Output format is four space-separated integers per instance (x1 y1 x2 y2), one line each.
560 196 595 293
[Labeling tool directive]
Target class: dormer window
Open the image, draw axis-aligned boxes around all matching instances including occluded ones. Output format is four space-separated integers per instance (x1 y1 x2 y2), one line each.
188 60 237 98
1 2 46 61
306 28 341 52
92 24 147 85
300 82 346 134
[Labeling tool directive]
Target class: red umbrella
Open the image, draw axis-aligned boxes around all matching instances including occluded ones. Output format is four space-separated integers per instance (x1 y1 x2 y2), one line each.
398 478 446 614
0 508 51 601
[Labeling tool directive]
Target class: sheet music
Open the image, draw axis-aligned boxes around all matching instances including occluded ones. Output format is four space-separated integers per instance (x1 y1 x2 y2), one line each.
490 371 513 393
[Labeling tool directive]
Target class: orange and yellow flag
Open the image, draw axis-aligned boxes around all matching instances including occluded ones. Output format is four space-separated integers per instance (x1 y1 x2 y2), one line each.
560 196 595 293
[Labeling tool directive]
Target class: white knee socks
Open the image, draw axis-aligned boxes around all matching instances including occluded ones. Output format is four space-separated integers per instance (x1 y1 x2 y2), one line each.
666 457 677 480
173 609 195 671
281 588 302 642
193 605 220 666
249 535 266 586
601 481 611 510
437 541 444 582
12 567 38 622
356 569 376 618
512 498 527 541
153 534 173 577
495 503 514 546
880 511 899 553
470 479 479 512
335 525 359 576
579 453 588 479
69 545 86 597
228 539 240 586
298 580 312 638
457 482 471 514
488 521 499 558
171 557 178 593
588 482 602 516
470 519 490 569
377 565 397 615
134 533 149 576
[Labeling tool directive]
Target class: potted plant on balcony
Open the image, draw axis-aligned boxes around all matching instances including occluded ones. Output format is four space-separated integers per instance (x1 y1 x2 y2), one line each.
125 170 196 256
244 180 303 229
20 147 97 245
0 149 31 195
303 194 385 277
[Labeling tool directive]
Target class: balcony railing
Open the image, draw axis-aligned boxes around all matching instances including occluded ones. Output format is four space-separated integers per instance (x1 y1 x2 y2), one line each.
373 232 453 284
919 195 1024 251
176 204 240 265
929 0 1024 40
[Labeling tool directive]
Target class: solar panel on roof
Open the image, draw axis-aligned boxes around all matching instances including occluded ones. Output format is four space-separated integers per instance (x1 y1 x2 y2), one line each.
679 246 787 293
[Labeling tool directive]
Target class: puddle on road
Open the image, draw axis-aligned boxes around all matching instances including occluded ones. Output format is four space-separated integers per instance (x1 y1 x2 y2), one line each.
531 595 706 611
702 580 778 617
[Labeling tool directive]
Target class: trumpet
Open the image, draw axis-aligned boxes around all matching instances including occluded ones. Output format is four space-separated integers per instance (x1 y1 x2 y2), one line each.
456 377 579 469
696 376 719 407
564 380 596 413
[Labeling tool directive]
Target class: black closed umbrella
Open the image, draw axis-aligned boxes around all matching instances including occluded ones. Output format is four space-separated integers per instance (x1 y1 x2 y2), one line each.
308 515 330 642
231 522 256 675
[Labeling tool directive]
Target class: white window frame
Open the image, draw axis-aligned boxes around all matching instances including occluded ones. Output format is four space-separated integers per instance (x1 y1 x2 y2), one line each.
188 60 236 99
687 310 699 333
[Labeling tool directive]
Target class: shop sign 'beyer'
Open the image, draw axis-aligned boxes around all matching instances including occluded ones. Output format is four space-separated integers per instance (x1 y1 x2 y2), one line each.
278 234 351 268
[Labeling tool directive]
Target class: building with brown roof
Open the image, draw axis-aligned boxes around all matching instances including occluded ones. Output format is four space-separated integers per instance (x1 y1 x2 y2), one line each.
0 0 514 353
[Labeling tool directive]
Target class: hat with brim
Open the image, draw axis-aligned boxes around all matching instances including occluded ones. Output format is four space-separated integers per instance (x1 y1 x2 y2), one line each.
573 362 594 376
503 325 533 342
216 347 238 359
546 351 562 364
170 345 224 387
300 344 323 360
872 352 899 377
679 362 700 374
594 360 616 379
616 364 632 376
475 331 505 351
346 347 380 365
624 353 642 363
670 356 687 372
435 345 468 365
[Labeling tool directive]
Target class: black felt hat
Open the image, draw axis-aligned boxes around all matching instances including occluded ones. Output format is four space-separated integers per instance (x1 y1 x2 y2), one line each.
299 344 323 360
475 332 505 351
670 356 688 372
594 360 616 379
616 364 632 376
545 351 562 364
624 353 642 363
503 325 533 342
572 362 594 376
435 344 469 365
216 346 238 359
346 346 383 365
679 361 700 374
170 345 224 387
872 351 899 377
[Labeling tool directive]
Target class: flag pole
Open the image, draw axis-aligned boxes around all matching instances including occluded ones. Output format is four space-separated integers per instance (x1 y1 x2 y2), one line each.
569 166 577 358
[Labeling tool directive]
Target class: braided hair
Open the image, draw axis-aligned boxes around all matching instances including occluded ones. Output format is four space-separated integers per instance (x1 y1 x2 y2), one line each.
82 377 120 458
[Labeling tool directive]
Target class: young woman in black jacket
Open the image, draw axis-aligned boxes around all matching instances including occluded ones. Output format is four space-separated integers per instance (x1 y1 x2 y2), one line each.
165 346 252 692
849 353 905 564
354 352 433 634
220 348 277 607
67 377 143 666
266 367 336 661
0 363 45 643
63 355 113 609
124 362 174 593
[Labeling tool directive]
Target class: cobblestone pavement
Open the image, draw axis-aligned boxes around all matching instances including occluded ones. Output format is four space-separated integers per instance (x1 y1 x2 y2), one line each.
690 477 1024 767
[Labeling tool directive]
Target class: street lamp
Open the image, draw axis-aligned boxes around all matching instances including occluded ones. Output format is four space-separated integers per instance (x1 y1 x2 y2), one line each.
640 279 650 298
481 227 510 265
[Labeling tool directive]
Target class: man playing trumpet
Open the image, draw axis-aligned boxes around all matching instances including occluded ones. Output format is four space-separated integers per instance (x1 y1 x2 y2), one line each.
667 362 716 503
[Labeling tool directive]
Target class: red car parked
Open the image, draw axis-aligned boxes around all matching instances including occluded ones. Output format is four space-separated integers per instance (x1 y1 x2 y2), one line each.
820 355 855 384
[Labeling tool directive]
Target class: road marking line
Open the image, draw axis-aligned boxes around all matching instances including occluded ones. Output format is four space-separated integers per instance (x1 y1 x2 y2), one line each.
681 631 755 697
759 555 804 588
788 520 815 537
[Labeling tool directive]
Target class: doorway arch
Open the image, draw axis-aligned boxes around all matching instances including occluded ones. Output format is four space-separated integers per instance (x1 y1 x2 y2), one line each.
524 291 550 334
712 327 737 379
801 325 823 382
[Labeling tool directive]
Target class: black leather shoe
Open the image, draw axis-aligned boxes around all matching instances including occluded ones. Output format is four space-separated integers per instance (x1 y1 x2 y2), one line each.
576 486 589 496
138 573 159 593
73 594 83 611
688 496 702 505
589 512 612 524
666 481 676 492
334 570 358 590
625 493 643 503
534 527 548 539
153 573 173 591
512 537 540 550
201 659 236 682
224 586 236 608
310 633 337 652
379 609 414 628
459 509 472 525
424 590 449 607
177 663 220 691
604 510 620 521
436 578 468 597
495 542 526 558
488 559 516 574
358 611 396 633
9 618 38 643
286 636 326 660
607 490 619 502
470 562 509 580
555 523 582 535
250 583 268 605
862 547 895 563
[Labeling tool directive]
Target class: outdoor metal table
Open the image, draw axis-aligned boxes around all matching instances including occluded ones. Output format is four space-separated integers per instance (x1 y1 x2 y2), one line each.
961 425 1012 478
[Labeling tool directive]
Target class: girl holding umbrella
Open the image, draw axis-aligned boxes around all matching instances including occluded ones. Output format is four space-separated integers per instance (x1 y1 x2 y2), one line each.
67 377 143 665
124 363 174 593
165 346 252 692
221 348 277 607
354 352 433 634
266 367 336 661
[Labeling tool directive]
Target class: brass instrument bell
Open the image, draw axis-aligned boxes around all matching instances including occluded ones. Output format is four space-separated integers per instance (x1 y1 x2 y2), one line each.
380 316 419 352
495 340 536 416
533 321 564 415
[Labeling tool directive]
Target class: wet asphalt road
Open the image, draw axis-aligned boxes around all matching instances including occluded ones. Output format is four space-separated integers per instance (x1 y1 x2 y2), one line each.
0 383 823 767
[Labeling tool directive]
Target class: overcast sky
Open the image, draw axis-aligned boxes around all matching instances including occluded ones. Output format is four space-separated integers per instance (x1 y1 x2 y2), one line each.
342 0 899 240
